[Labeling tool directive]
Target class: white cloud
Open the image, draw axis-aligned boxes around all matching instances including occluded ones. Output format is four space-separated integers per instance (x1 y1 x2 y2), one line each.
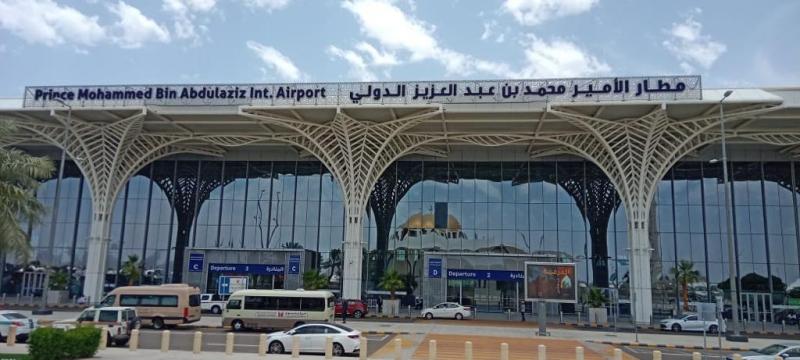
341 0 609 79
354 42 399 66
327 45 377 81
503 0 598 26
246 40 304 81
517 35 611 78
108 1 170 49
481 20 495 41
242 0 291 12
663 13 726 70
163 0 216 44
0 0 105 47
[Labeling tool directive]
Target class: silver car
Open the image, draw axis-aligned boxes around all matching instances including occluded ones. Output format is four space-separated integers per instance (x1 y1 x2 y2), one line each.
728 343 800 360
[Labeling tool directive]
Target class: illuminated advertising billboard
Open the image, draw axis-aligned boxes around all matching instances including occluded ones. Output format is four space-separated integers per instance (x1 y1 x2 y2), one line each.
524 262 577 303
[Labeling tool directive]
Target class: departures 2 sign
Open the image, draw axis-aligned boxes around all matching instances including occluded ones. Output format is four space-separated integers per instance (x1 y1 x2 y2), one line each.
23 75 701 108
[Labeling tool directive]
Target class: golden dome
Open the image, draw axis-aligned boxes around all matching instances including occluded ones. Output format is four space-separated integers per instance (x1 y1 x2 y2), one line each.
402 213 461 230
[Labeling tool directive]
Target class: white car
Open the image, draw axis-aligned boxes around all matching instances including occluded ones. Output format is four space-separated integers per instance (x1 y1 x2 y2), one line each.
659 314 720 333
0 311 37 342
421 302 472 320
53 306 140 346
200 293 227 314
728 343 800 359
265 323 361 356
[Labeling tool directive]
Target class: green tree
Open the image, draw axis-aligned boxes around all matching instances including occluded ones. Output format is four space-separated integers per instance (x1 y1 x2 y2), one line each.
379 269 405 300
302 270 329 290
120 254 141 286
0 120 54 260
671 260 702 312
49 269 69 291
586 287 608 308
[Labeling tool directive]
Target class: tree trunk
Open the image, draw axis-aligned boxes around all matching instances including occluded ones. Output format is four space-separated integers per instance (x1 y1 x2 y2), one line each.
682 282 689 312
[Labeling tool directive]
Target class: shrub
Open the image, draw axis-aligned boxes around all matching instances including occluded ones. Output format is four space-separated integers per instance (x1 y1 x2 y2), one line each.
28 327 67 360
64 326 101 359
28 326 101 360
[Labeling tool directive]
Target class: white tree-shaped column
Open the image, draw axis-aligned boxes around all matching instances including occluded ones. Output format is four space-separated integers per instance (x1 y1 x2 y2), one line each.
546 103 779 323
240 107 442 298
7 110 225 301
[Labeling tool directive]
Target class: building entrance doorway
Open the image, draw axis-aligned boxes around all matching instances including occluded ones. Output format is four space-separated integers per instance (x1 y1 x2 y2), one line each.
741 292 772 321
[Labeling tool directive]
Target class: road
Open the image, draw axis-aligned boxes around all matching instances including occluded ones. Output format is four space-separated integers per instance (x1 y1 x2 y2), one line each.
622 346 733 360
135 328 394 357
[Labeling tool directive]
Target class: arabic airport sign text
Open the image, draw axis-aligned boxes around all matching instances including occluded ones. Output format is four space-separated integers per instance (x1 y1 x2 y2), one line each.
23 76 701 108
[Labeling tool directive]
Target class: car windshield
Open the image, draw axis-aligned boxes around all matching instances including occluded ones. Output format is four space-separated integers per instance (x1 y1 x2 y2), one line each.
329 324 354 332
757 344 786 355
2 313 26 320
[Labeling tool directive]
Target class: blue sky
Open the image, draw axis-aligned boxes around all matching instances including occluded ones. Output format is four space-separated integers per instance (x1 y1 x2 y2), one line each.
0 0 798 97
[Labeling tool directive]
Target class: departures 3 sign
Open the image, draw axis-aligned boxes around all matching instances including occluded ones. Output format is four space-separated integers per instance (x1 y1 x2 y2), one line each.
23 75 701 108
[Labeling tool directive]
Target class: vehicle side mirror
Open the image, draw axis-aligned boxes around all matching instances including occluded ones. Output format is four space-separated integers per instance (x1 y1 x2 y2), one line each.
780 354 789 359
287 330 295 335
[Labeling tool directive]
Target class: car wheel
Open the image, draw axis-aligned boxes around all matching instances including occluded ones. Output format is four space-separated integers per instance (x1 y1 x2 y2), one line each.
425 313 433 320
231 320 244 332
151 317 165 330
332 343 345 356
708 325 718 334
455 313 463 320
671 324 682 332
353 310 363 319
268 341 285 354
211 306 221 314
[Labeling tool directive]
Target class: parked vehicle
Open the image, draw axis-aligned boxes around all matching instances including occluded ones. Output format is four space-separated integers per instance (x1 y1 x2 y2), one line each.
223 289 336 331
420 302 472 320
97 284 201 329
334 299 368 319
727 343 800 359
53 306 139 346
201 293 227 314
265 323 361 356
0 311 37 342
659 314 720 333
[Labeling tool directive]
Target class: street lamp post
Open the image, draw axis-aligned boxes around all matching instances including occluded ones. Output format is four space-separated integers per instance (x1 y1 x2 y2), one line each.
718 90 748 342
34 99 71 315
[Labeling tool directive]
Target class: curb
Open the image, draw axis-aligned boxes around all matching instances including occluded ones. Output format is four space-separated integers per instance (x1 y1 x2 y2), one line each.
587 340 756 352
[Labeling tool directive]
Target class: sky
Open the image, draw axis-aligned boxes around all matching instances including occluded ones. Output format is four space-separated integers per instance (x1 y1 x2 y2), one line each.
0 0 798 97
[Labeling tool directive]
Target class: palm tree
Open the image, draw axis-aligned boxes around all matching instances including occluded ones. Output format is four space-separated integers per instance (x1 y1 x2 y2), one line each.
379 269 405 300
0 120 54 260
671 260 702 312
121 254 141 286
302 270 329 290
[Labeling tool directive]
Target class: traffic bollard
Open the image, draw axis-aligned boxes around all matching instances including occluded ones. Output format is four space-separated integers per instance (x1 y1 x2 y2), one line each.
193 331 202 354
325 336 333 359
576 346 584 360
129 329 139 351
782 320 786 334
614 348 623 360
97 326 106 350
160 330 170 352
394 338 402 360
428 340 437 360
359 336 368 360
733 355 742 360
465 341 473 360
653 350 662 360
225 332 234 355
292 336 300 358
258 334 267 357
538 344 546 360
692 352 701 360
763 319 767 332
6 325 16 347
500 343 508 360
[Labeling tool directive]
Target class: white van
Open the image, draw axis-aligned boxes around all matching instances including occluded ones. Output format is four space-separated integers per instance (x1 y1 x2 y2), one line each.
222 289 335 331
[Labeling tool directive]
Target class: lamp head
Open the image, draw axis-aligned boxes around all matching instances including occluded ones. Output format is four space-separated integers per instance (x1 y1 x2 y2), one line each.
723 90 733 98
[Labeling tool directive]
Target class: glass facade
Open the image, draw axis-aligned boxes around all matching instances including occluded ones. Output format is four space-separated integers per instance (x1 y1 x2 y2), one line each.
7 158 800 319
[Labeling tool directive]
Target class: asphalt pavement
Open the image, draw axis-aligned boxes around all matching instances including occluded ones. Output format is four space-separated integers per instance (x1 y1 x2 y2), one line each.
621 345 734 360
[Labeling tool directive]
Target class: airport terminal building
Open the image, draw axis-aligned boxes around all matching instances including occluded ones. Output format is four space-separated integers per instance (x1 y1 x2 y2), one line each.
3 76 800 324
